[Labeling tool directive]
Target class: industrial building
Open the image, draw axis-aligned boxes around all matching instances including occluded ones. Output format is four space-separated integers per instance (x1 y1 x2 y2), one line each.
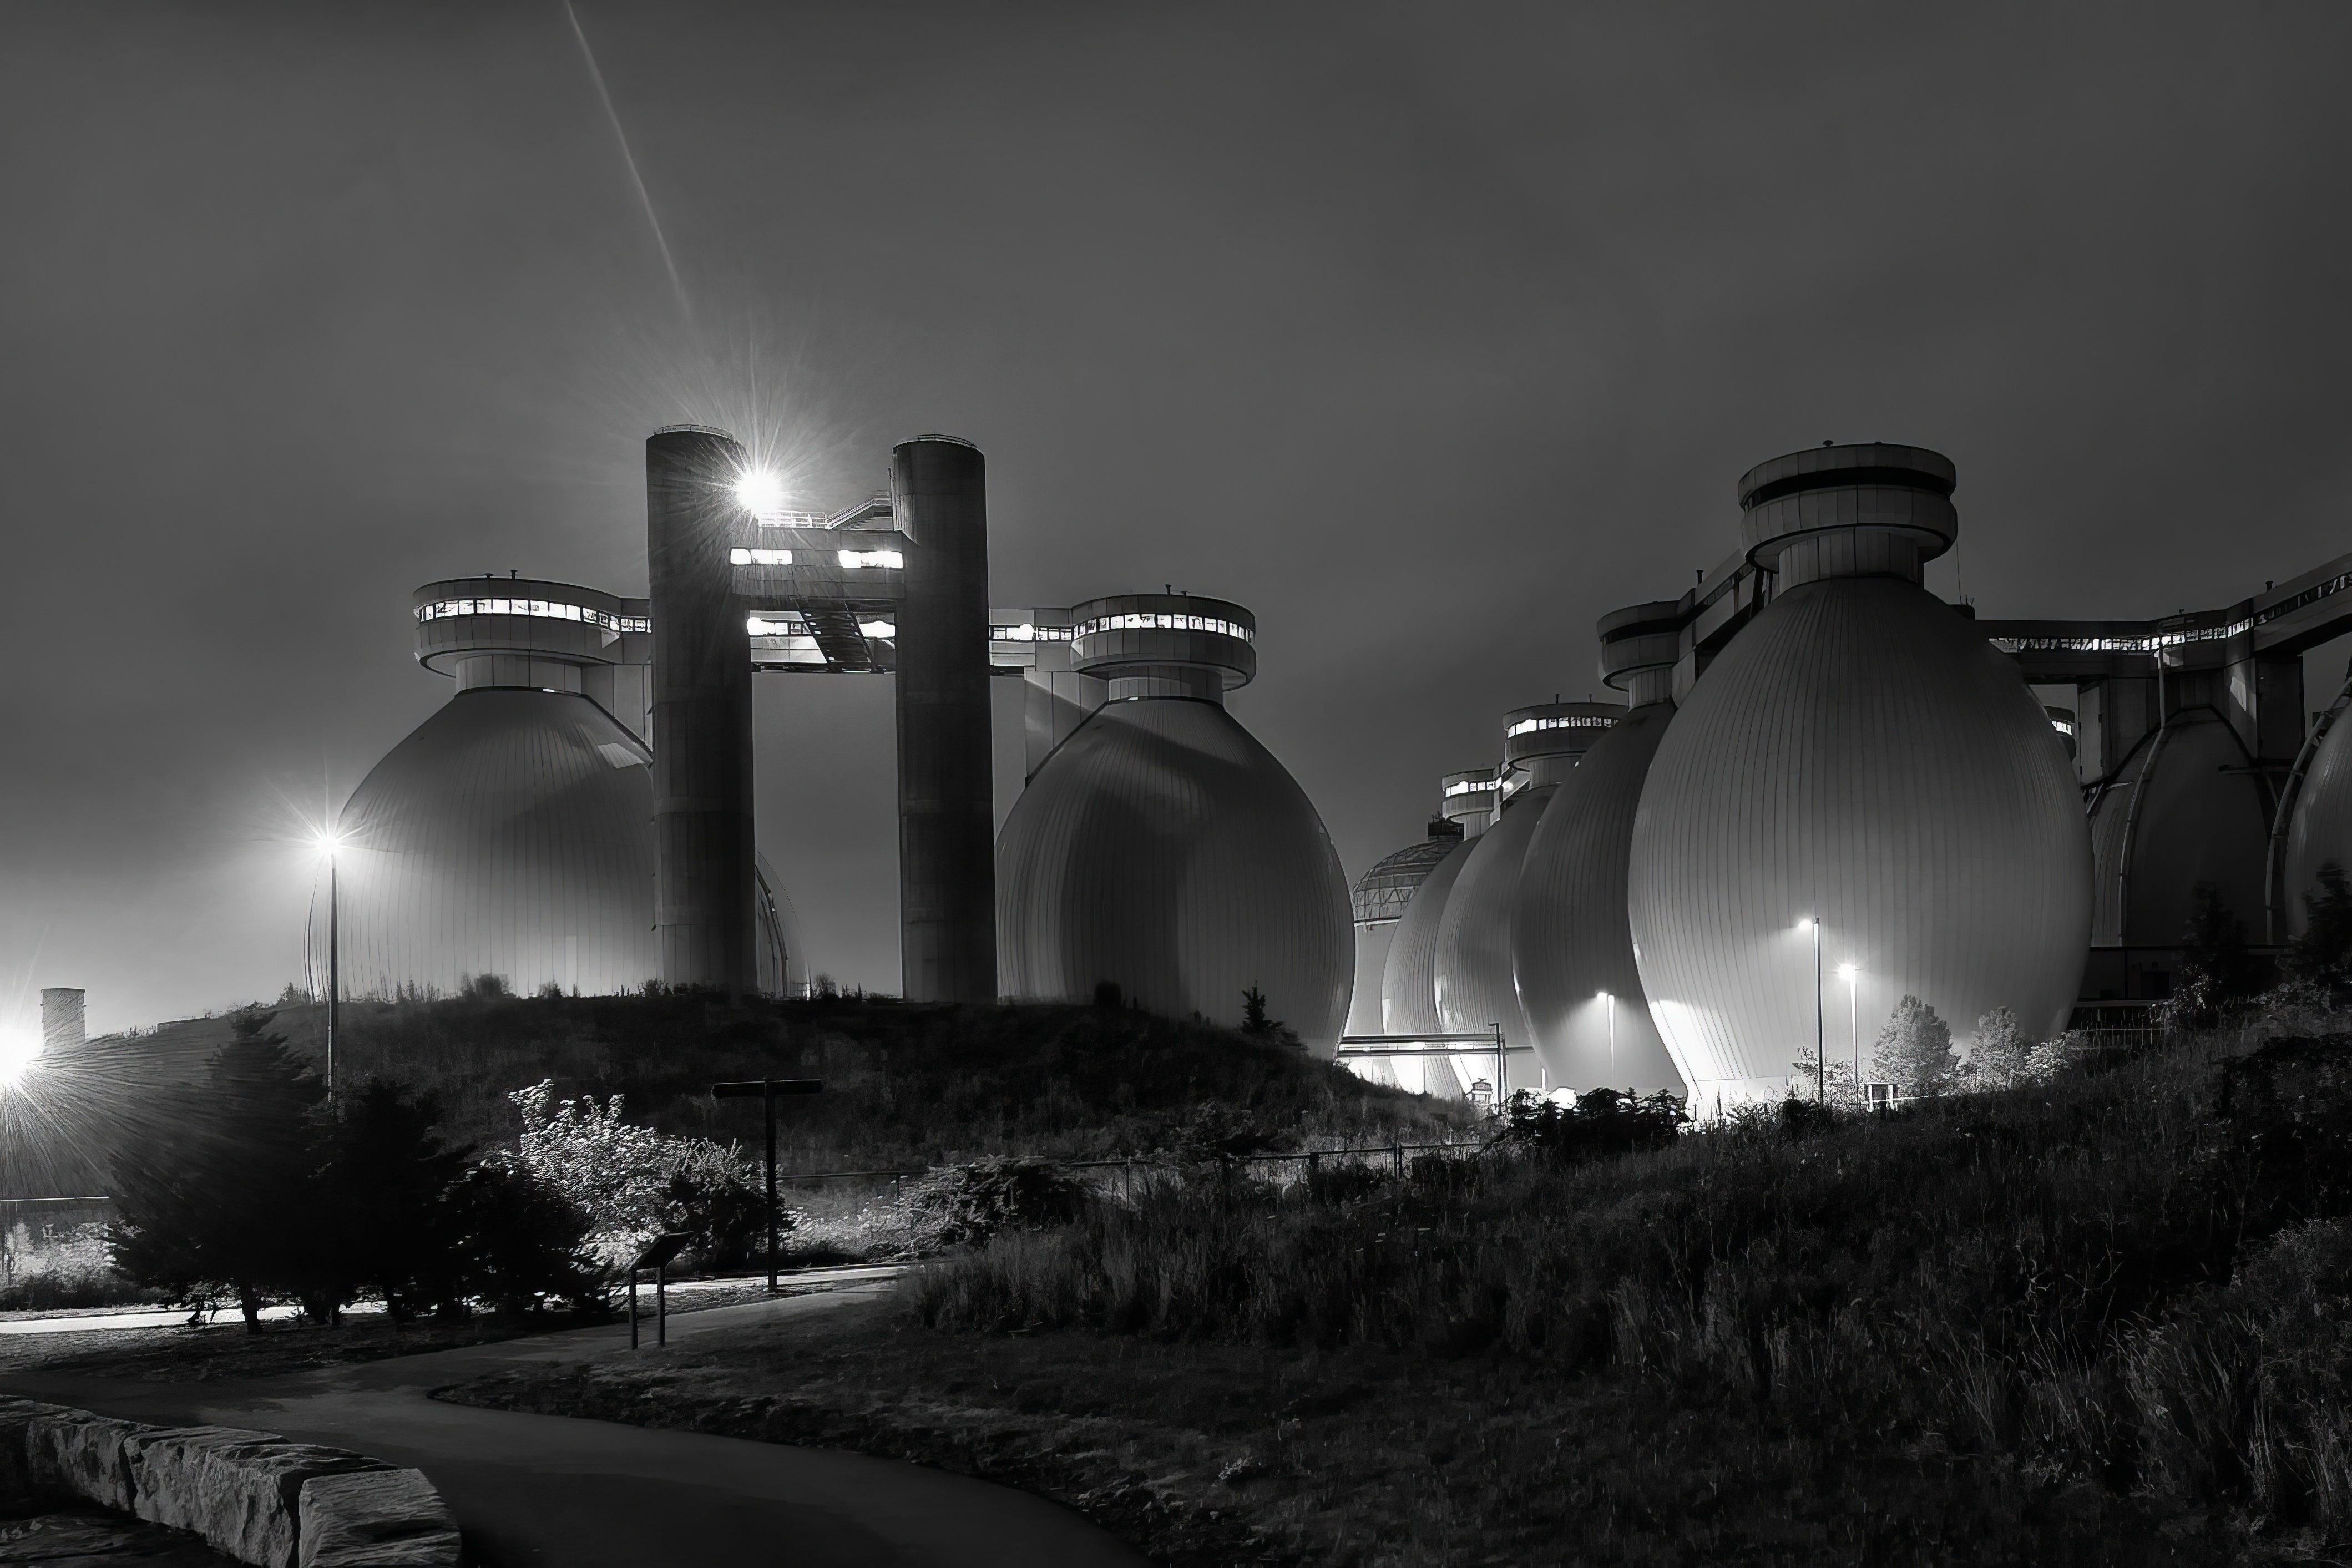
336 429 1354 1038
1626 444 2092 1107
994 594 1355 1054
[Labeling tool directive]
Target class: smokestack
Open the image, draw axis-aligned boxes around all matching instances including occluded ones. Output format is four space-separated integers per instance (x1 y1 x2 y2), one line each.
646 427 760 995
39 988 84 1051
891 436 998 1004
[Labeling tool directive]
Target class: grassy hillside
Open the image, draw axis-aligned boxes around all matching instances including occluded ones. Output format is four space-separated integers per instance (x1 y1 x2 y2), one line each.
265 991 1471 1171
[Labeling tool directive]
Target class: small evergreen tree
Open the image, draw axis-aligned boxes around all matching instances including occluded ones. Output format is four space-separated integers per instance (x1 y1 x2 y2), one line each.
2282 862 2352 983
1240 986 1274 1036
2161 883 2254 1034
444 1161 604 1321
1872 994 1956 1097
320 1080 472 1323
112 1009 328 1331
1967 1006 2033 1090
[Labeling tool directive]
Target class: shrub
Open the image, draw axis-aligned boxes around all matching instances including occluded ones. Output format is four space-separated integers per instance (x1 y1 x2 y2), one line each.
902 1157 1091 1250
509 1079 762 1267
1495 1088 1686 1161
2162 883 2259 1034
1966 1006 2033 1090
444 1160 605 1320
1873 994 1956 1096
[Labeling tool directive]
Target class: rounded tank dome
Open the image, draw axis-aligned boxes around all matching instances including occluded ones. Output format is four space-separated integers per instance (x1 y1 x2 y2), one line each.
1379 831 1478 1097
1628 446 2090 1107
1432 703 1621 1064
996 626 1352 1054
2284 709 2352 934
2090 707 2269 944
1343 818 1466 1043
1514 704 1685 1096
337 689 660 997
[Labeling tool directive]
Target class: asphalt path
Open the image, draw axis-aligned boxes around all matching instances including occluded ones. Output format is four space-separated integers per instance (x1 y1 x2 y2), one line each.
1 1274 1147 1568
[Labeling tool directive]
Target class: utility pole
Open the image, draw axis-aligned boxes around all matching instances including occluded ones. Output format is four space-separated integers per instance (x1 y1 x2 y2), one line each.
1811 917 1824 1102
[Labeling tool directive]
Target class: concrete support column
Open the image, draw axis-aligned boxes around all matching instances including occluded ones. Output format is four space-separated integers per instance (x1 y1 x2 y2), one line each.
892 436 998 1003
647 428 759 995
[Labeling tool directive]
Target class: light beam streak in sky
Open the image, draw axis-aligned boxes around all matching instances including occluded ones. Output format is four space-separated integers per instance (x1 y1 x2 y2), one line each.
563 1 692 321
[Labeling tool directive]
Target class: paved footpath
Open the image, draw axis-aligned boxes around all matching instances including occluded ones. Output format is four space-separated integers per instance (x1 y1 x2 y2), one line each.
2 1274 1146 1568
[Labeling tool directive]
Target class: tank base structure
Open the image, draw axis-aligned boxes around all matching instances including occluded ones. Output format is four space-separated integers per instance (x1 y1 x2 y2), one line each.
1628 444 2091 1110
995 594 1353 1055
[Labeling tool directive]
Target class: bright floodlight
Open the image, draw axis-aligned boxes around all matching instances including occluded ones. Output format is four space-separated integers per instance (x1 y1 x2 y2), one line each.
313 827 347 860
0 1027 39 1090
735 469 786 517
1837 963 1859 982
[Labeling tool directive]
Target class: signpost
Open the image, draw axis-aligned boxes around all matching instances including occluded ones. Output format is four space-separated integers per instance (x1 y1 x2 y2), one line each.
627 1231 694 1349
710 1078 822 1294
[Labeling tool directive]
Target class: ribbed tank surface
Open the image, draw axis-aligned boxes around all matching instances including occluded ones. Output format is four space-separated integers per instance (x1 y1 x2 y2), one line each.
996 697 1352 1055
2088 709 2269 945
1514 703 1685 1095
1627 577 2090 1107
1434 787 1550 1055
338 688 657 997
2287 714 2352 932
1378 835 1475 1097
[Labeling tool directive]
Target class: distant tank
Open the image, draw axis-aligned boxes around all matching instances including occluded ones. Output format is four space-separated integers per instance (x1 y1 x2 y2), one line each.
1346 816 1466 1042
2088 707 2269 945
1377 771 1494 1097
2283 688 2352 935
1627 444 2091 1107
1432 702 1621 1090
1514 605 1687 1096
995 594 1353 1054
339 579 798 999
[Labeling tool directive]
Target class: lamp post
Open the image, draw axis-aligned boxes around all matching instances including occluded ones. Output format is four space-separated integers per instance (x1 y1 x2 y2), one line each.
1837 963 1860 1092
315 829 344 1105
1809 917 1824 1102
711 1078 823 1294
1598 990 1616 1087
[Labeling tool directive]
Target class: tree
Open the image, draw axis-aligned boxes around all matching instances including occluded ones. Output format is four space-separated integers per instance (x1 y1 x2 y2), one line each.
2161 883 2255 1034
319 1080 472 1323
1966 1007 2033 1091
1241 986 1274 1036
111 1009 328 1331
1872 995 1956 1097
444 1161 604 1321
2282 862 2352 984
1789 1041 1860 1104
508 1080 764 1267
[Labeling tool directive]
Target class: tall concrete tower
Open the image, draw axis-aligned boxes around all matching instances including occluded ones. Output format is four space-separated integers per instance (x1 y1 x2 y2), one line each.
646 426 760 995
892 436 998 1003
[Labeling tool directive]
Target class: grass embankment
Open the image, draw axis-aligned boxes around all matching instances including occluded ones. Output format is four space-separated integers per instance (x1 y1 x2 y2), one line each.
445 1025 2352 1565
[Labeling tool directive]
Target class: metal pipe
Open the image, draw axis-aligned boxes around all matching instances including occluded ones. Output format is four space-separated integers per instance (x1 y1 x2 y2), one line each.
646 428 759 994
890 437 997 1003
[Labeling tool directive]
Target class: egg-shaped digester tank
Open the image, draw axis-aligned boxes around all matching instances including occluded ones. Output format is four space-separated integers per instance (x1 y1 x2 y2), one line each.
2088 707 2270 945
995 594 1353 1054
338 687 660 997
2279 682 2352 937
1627 444 2092 1107
1433 702 1620 1092
1514 604 1686 1096
1346 816 1466 1046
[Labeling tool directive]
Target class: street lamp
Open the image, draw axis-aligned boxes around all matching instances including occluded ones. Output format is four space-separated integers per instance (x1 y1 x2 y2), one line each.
1803 916 1824 1102
314 828 346 1104
711 1078 823 1294
1837 963 1860 1091
1597 990 1616 1087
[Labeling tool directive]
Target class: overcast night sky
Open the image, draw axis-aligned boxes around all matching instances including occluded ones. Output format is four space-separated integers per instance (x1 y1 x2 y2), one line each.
3 3 2349 1033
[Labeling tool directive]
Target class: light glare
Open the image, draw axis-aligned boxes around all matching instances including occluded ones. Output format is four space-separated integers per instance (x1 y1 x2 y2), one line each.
1837 963 1859 982
735 469 787 517
0 1028 40 1089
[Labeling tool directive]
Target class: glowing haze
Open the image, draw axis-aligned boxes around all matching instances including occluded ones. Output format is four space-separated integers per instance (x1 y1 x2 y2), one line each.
1 4 2349 1033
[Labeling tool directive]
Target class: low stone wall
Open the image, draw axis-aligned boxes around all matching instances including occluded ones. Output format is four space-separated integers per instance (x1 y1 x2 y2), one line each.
0 1397 457 1567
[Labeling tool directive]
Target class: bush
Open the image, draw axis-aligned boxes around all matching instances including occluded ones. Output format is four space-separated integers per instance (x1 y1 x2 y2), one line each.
509 1079 765 1268
1495 1088 1686 1161
1873 994 1956 1096
445 1161 605 1321
902 1157 1091 1251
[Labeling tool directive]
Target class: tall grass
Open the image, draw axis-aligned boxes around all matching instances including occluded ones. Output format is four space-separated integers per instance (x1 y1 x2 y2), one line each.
915 1026 2352 1539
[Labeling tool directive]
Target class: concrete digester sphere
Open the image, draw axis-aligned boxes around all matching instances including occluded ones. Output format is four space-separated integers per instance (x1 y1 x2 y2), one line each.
1432 704 1620 1070
1513 604 1686 1096
2088 709 2269 945
2282 697 2352 934
995 594 1353 1054
1346 817 1465 1041
1627 444 2091 1107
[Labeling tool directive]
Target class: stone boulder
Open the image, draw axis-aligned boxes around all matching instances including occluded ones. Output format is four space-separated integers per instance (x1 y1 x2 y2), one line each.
0 1397 72 1500
297 1470 460 1567
18 1404 144 1511
123 1427 385 1568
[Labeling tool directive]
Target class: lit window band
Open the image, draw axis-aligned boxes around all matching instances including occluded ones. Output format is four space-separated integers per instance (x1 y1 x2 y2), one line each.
730 548 795 566
746 614 808 636
990 623 1077 643
1073 612 1255 642
416 598 649 635
1443 778 1500 798
1504 714 1617 740
838 548 904 570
